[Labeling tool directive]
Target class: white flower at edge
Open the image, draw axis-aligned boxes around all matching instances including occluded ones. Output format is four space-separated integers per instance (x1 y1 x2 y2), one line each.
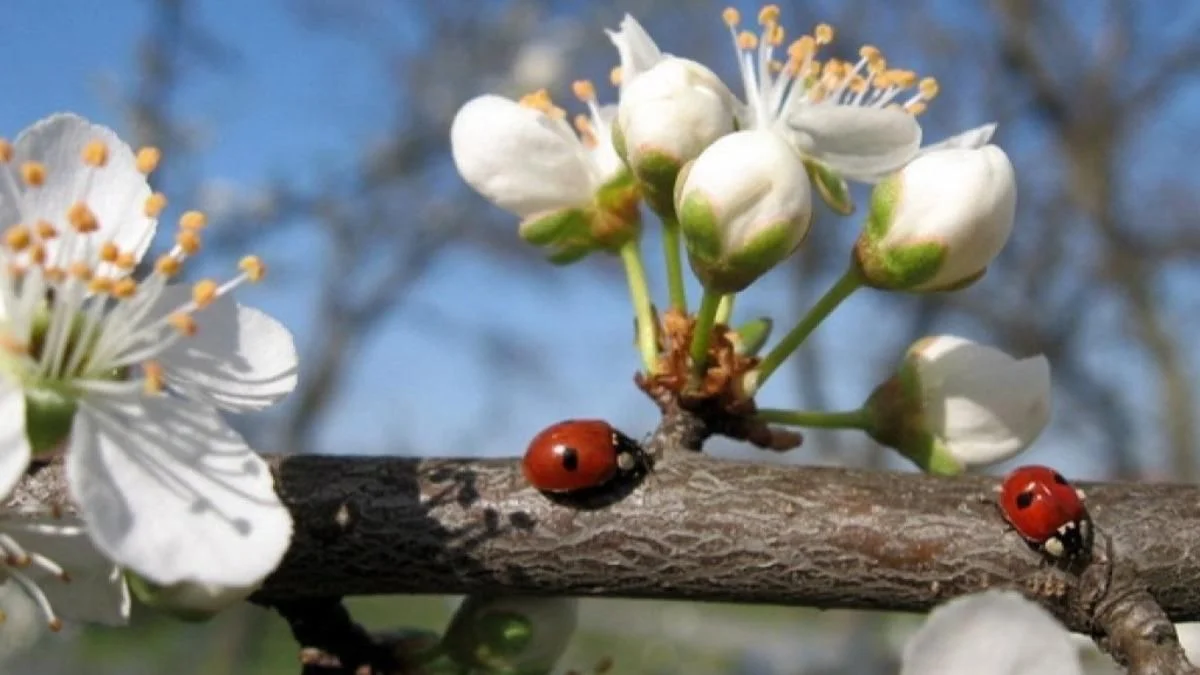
900 591 1083 675
720 6 933 182
0 113 297 589
0 510 130 663
883 335 1051 473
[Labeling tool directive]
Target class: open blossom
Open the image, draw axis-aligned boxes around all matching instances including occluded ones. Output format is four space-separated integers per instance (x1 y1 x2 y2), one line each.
450 84 639 263
0 113 296 589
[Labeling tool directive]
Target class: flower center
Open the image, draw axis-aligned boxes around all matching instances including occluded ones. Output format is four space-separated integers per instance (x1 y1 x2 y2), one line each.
0 135 268 450
517 83 622 185
722 5 940 128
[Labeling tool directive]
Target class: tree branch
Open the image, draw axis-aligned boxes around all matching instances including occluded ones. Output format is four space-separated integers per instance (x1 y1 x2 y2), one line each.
12 441 1200 673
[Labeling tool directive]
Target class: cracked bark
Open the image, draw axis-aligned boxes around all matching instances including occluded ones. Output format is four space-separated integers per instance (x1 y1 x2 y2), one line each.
11 438 1200 673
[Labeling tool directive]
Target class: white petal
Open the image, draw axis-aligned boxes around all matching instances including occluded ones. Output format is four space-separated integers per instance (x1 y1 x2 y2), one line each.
0 580 47 663
0 379 30 499
450 95 594 218
901 591 1083 675
920 123 998 154
786 106 922 182
1 515 130 625
151 286 298 412
66 393 292 587
5 114 156 275
604 14 664 84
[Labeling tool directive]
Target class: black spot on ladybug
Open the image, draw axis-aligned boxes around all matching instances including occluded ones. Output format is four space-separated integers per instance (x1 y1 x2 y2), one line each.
559 446 579 471
1016 491 1034 509
1052 472 1068 485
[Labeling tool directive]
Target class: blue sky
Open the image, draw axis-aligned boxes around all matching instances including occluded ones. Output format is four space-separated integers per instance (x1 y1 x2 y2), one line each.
0 0 1186 478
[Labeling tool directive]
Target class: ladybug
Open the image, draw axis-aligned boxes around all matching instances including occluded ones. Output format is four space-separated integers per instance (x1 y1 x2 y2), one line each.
522 419 645 493
997 465 1091 558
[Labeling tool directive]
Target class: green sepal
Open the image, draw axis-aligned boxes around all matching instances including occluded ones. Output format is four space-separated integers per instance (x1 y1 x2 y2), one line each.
630 148 682 216
127 573 231 623
545 243 594 266
804 158 854 216
863 358 964 476
25 384 77 455
732 317 773 356
517 209 590 247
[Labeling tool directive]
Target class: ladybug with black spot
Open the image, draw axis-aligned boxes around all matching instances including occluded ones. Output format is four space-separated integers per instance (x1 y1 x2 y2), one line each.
522 419 646 494
997 464 1091 559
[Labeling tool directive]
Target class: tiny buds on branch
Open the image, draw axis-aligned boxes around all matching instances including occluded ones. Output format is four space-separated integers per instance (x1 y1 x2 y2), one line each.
676 130 812 294
615 56 737 213
864 335 1051 475
732 317 773 357
853 144 1016 292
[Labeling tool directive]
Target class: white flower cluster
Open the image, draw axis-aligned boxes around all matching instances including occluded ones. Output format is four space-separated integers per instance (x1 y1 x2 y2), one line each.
0 113 298 657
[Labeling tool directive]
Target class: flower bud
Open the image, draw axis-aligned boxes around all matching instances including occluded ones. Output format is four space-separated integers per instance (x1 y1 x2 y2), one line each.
441 595 578 674
127 572 257 622
865 335 1050 475
731 317 773 357
675 130 812 294
614 57 737 213
853 145 1016 291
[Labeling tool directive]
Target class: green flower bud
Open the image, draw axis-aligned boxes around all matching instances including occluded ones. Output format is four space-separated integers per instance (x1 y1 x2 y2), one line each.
441 595 577 675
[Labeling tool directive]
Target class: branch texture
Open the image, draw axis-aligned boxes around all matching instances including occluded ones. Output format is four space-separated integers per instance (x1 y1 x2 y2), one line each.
12 453 1200 673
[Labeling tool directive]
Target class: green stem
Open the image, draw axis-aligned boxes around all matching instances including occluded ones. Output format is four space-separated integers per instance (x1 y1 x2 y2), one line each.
688 289 723 384
660 214 688 313
619 240 659 374
752 266 864 392
756 407 873 431
714 293 735 325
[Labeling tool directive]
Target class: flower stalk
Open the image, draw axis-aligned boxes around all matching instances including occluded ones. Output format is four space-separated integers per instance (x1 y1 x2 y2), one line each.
619 240 659 374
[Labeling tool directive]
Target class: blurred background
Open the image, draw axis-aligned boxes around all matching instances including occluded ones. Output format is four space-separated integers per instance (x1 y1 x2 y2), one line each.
3 0 1199 672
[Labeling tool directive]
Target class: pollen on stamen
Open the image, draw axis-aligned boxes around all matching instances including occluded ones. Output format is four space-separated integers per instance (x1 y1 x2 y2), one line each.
168 312 197 337
88 277 113 295
767 24 785 46
81 140 109 168
176 229 202 255
919 77 940 100
737 30 758 50
906 101 928 115
239 255 266 282
814 23 835 45
573 115 598 148
145 192 168 218
571 80 597 103
518 89 566 120
192 279 218 308
609 66 623 87
99 241 119 263
0 139 11 163
67 202 99 233
48 618 63 633
722 7 741 27
135 146 161 174
154 254 182 278
20 162 46 187
112 278 137 299
4 225 31 252
179 210 207 231
758 5 781 26
35 220 57 240
44 267 66 283
28 244 46 266
142 361 165 395
68 261 92 282
115 250 138 270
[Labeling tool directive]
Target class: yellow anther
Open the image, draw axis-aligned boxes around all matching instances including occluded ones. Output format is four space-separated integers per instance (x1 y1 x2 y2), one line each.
518 89 564 119
44 267 65 283
192 279 218 308
48 618 63 633
758 5 781 26
890 69 917 89
67 202 98 233
20 162 46 187
767 24 785 46
859 45 881 61
142 361 165 395
167 312 197 337
0 139 11 163
176 229 202 255
769 59 784 74
99 241 119 263
88 277 113 295
239 255 266 282
144 192 168 218
154 254 182 278
571 80 596 102
919 77 940 100
848 76 868 93
609 66 623 87
69 261 92 281
873 71 893 89
112 277 137 299
115 250 137 270
789 36 816 60
135 146 161 174
0 333 29 356
823 59 846 78
737 30 758 50
28 244 46 266
906 101 928 116
81 140 109 167
35 220 57 240
722 7 740 27
179 210 207 231
869 56 887 75
5 225 31 251
814 23 834 45
573 115 597 148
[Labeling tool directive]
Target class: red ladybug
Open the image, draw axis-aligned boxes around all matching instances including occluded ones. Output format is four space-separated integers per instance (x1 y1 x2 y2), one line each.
998 465 1090 558
522 419 644 493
